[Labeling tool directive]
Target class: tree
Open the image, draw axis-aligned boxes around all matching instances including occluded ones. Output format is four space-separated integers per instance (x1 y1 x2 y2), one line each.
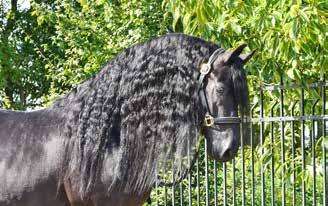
162 0 327 87
31 0 170 106
0 0 170 109
0 0 57 110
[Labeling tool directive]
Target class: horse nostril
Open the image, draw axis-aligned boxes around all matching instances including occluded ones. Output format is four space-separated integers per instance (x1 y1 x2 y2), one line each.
222 148 233 159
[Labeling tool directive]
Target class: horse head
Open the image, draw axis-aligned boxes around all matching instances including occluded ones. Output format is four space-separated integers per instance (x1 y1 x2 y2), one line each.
200 45 255 162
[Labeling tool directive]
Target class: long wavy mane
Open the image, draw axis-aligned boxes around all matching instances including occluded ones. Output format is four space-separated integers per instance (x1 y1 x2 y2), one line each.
52 33 248 197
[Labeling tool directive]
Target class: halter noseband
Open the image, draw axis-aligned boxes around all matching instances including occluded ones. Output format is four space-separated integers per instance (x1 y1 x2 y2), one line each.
198 48 241 127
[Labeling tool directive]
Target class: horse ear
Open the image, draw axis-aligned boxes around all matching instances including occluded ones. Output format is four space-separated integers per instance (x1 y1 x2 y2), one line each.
223 44 247 64
239 50 256 64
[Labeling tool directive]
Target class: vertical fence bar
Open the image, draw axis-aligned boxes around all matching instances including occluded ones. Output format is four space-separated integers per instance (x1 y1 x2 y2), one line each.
260 89 265 206
250 104 257 206
270 101 278 206
188 140 192 206
311 99 319 206
172 164 175 206
205 139 209 206
232 159 236 206
280 76 286 206
241 122 245 206
223 162 227 206
156 174 159 206
291 101 298 206
301 88 306 206
179 182 183 206
322 76 327 206
214 161 218 206
196 157 200 206
164 185 168 206
250 120 254 206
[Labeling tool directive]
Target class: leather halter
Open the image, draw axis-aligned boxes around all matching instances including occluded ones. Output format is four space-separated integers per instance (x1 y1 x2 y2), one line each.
198 48 241 127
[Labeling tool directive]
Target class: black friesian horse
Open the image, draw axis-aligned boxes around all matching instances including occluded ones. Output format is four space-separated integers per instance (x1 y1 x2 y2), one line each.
0 33 253 206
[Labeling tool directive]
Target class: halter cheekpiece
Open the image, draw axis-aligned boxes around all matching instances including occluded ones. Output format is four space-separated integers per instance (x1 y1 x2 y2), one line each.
197 48 241 127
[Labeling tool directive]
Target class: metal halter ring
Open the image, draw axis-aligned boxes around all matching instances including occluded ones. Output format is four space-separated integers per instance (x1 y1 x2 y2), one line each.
200 63 211 75
204 114 214 127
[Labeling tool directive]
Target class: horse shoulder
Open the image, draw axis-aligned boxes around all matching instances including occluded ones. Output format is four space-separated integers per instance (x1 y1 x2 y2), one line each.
0 109 68 205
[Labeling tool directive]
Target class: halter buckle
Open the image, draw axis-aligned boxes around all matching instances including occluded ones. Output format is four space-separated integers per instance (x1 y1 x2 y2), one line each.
200 63 211 75
204 114 214 127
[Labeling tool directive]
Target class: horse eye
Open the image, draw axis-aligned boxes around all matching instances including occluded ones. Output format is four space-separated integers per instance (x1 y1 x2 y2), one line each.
217 87 224 94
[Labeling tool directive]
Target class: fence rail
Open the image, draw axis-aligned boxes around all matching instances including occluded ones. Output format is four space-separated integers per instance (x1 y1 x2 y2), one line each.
244 115 328 122
151 77 327 206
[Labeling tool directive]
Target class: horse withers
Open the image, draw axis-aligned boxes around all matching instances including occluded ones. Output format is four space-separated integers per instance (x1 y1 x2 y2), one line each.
0 33 253 206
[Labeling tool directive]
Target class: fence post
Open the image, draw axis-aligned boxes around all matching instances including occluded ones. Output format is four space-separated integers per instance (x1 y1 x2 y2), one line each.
301 88 306 206
260 89 266 206
279 76 286 206
322 75 327 206
270 101 278 206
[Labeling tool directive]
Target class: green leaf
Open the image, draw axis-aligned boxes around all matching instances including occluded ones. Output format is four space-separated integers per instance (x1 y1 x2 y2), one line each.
79 0 87 6
36 15 45 25
299 9 310 22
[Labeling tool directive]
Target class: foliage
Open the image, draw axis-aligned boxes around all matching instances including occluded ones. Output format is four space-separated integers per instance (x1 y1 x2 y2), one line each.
0 0 169 109
159 0 328 138
31 0 169 105
162 0 327 89
0 0 55 109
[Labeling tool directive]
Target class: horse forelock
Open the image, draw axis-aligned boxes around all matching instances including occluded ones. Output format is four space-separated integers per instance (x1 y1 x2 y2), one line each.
58 33 219 197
